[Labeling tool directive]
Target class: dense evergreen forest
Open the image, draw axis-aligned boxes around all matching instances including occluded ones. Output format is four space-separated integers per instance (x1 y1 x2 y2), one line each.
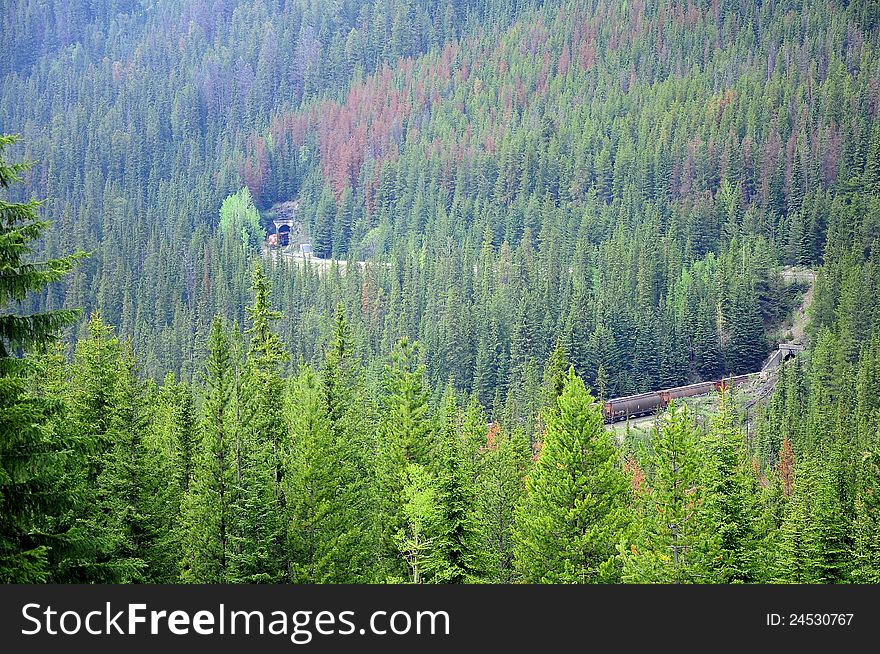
2 0 880 583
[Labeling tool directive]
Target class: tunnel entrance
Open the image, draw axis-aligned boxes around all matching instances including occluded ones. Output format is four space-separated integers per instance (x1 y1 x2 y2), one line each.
278 223 291 247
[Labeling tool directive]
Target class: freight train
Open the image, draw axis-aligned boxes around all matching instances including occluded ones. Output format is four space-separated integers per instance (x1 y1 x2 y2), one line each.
602 373 757 423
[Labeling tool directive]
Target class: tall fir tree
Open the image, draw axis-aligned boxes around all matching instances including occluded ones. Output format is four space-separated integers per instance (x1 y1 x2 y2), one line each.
0 136 83 581
623 404 720 583
427 386 487 583
231 263 289 582
180 317 236 583
700 391 760 582
514 368 631 583
376 338 433 581
479 423 531 582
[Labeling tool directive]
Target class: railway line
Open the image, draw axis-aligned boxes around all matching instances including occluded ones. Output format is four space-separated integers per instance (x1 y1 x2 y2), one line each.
602 343 805 423
603 267 813 425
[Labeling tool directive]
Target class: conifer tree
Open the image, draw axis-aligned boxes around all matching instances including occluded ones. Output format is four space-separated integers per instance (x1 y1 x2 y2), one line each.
321 304 376 569
232 263 289 582
542 339 569 412
428 386 487 583
701 391 760 582
64 313 132 582
772 456 828 583
773 453 849 583
0 136 83 581
180 317 236 583
149 373 198 580
725 276 766 374
514 368 631 583
93 344 153 582
851 443 880 582
623 404 720 583
286 366 368 582
376 338 433 580
479 424 530 582
313 186 336 258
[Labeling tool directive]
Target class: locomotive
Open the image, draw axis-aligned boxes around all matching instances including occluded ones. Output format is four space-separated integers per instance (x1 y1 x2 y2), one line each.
602 374 755 423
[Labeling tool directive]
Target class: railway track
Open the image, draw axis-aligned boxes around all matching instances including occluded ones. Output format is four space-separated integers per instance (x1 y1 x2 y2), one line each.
603 344 803 424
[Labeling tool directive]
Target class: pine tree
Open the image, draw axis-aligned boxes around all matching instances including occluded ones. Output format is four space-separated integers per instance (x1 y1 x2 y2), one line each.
479 424 530 582
323 304 354 432
428 386 487 583
286 366 368 582
694 296 721 379
851 440 880 582
542 339 569 412
623 404 720 583
0 135 84 581
376 338 433 581
701 391 760 582
62 314 123 581
93 344 153 582
773 454 848 583
725 275 766 374
514 368 631 583
232 263 289 582
323 304 376 572
149 373 198 580
332 186 354 256
313 186 336 258
180 317 236 583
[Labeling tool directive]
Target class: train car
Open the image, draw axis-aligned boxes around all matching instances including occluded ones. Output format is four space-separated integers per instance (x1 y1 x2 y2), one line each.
604 372 764 423
603 392 664 422
662 380 717 402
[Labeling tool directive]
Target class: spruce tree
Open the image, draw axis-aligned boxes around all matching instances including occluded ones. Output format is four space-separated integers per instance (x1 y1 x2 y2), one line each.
851 442 880 582
376 338 433 581
623 404 720 583
232 263 289 582
313 186 336 258
428 386 487 583
65 314 147 582
701 391 760 582
773 453 849 583
0 136 83 581
93 344 153 582
514 368 631 583
479 424 530 582
180 317 236 583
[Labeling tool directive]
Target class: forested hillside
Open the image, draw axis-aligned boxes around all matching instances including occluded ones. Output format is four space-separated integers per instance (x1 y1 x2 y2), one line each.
2 0 880 583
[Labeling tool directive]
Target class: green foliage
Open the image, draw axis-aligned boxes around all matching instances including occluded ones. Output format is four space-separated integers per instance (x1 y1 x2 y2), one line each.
180 317 236 583
427 387 488 583
623 404 720 583
514 368 631 583
772 453 849 583
479 424 531 583
229 264 290 582
219 188 265 252
3 0 880 585
285 366 369 583
0 135 84 581
851 442 880 583
395 463 441 584
376 338 433 580
700 392 761 583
